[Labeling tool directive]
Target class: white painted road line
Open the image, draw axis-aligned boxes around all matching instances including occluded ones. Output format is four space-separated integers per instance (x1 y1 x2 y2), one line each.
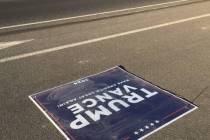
0 39 34 50
0 0 190 30
0 13 210 63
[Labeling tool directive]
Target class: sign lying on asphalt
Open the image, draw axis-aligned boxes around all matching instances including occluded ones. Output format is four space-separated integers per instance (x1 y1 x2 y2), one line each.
29 66 197 140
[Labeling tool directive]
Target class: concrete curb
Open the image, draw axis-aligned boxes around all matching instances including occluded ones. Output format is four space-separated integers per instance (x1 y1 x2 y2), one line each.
0 0 206 34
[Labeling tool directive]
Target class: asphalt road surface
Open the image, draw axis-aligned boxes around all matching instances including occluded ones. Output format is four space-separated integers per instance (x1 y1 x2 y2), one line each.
0 0 180 27
0 0 210 140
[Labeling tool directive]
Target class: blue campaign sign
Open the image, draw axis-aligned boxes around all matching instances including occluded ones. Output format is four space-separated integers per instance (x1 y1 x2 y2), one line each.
29 66 197 140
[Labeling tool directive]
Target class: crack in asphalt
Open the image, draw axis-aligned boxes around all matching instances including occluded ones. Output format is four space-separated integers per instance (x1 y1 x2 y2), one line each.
192 85 210 103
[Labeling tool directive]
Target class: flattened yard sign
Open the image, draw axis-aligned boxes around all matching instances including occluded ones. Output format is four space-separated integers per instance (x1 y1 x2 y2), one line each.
29 66 197 140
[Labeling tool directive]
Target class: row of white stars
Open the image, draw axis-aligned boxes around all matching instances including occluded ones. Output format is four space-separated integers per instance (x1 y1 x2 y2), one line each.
134 120 160 135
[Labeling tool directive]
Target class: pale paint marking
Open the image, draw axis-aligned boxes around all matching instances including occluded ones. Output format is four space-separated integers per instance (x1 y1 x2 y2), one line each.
201 26 209 30
0 0 190 30
0 39 33 51
78 60 89 64
0 13 210 63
